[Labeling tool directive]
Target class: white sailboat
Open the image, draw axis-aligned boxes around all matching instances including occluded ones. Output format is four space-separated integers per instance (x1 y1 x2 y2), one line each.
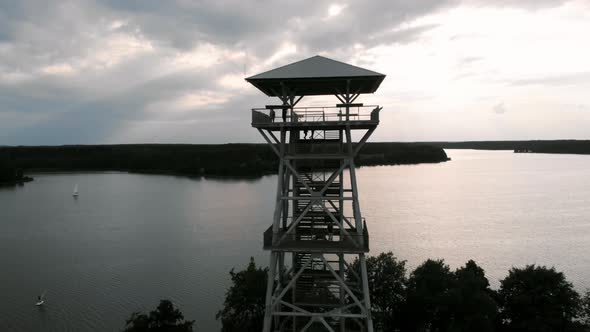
36 290 46 306
73 184 79 198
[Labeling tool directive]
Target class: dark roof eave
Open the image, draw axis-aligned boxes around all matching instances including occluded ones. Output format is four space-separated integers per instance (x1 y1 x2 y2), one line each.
245 75 385 83
245 75 386 97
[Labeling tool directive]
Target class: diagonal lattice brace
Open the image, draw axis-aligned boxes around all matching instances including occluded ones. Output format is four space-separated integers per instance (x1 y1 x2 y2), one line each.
322 205 360 248
284 159 315 194
320 255 367 315
326 200 355 229
279 300 311 315
318 162 349 195
326 301 364 316
318 317 336 332
268 130 281 145
342 258 361 283
277 200 314 244
271 254 313 307
352 127 376 157
258 128 280 157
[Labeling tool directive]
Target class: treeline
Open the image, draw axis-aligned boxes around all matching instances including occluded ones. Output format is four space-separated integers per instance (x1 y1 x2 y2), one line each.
356 142 449 166
215 254 590 332
0 143 448 178
0 151 33 185
427 140 590 154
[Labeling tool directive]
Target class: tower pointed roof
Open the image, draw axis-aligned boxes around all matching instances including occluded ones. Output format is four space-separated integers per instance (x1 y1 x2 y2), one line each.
246 55 385 97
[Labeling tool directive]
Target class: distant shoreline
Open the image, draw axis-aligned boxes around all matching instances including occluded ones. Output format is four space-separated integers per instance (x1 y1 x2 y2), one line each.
424 139 590 155
0 143 449 180
0 176 34 186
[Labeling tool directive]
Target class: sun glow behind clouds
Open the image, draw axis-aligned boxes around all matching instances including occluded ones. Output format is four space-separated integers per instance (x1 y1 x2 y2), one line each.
369 3 590 109
358 2 590 141
327 4 346 17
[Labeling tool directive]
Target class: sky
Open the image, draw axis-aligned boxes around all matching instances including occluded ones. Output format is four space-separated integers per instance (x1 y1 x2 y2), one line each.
1 0 590 145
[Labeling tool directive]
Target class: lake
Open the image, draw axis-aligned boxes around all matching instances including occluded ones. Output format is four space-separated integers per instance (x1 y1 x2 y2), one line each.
1 149 590 331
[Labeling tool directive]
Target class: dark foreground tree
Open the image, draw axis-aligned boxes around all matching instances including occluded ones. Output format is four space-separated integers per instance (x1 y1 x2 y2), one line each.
349 252 407 331
123 299 194 332
447 260 498 332
216 257 268 332
581 289 590 327
402 259 454 331
498 265 582 332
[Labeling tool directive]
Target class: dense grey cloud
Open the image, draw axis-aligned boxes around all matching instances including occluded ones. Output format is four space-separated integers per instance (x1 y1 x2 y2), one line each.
1 0 460 145
0 0 584 145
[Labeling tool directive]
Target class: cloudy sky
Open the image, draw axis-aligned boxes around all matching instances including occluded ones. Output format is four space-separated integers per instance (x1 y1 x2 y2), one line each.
1 0 590 145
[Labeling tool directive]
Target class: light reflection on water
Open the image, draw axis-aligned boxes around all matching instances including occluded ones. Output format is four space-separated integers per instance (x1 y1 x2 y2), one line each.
1 150 590 331
359 150 590 289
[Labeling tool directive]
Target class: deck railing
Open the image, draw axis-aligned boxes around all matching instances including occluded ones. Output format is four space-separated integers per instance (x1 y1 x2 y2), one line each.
263 218 369 252
252 105 381 125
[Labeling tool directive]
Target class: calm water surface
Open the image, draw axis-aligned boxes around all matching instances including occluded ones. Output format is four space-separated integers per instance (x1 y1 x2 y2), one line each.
1 149 590 331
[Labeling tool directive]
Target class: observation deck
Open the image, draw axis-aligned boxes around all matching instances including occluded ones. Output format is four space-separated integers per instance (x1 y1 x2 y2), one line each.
251 105 381 131
263 219 369 253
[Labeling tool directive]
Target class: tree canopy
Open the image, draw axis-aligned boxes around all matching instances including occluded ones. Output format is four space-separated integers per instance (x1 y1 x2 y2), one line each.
446 260 498 332
123 300 194 332
498 265 582 332
402 259 454 331
349 252 407 331
216 257 268 332
209 254 589 332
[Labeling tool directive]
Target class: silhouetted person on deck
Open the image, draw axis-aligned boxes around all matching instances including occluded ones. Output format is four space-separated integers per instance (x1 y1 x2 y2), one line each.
282 109 287 122
269 109 275 122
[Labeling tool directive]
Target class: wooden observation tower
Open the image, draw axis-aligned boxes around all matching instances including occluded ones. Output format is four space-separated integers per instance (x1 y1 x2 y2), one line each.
246 55 385 332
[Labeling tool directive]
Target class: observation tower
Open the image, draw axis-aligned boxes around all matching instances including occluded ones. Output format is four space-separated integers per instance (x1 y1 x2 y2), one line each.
246 55 385 332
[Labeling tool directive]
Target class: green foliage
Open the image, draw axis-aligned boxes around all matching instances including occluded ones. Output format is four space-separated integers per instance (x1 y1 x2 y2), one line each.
498 265 581 332
0 152 30 184
0 143 448 178
217 255 589 332
358 143 449 165
123 300 194 332
402 259 454 331
447 260 498 332
581 290 590 326
216 257 268 332
349 252 407 331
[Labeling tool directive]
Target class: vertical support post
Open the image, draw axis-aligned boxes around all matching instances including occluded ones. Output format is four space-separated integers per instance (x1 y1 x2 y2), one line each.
338 128 346 332
339 253 346 332
283 166 291 229
345 126 363 232
263 253 278 332
360 254 374 332
272 128 287 235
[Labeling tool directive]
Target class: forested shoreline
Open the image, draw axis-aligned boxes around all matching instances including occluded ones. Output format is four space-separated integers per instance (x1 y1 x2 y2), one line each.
428 139 590 154
0 158 33 185
125 253 590 332
212 253 590 332
0 143 449 182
